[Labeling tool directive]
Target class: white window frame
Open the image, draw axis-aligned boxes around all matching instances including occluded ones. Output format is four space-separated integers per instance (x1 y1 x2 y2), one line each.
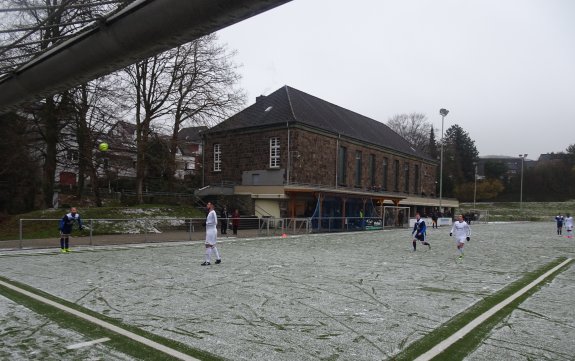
269 137 280 168
214 143 221 172
66 149 79 161
185 159 196 170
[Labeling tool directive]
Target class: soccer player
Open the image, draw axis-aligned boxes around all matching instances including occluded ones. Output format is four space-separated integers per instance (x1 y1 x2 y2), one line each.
220 206 229 235
450 214 471 260
431 211 438 229
58 207 83 253
555 214 564 235
411 212 430 251
565 213 573 239
201 201 222 265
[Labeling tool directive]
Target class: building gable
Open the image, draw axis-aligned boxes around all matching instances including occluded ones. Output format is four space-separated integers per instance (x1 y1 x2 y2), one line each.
206 85 430 160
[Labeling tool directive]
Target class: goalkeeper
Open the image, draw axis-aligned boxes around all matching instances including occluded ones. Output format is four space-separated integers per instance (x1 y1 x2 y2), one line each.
450 214 471 260
58 207 83 253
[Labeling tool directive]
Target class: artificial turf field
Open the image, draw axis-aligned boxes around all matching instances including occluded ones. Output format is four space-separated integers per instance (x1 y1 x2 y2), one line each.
1 222 574 360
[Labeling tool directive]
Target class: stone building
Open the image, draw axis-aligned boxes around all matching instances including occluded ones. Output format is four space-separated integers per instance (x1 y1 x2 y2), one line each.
199 86 457 227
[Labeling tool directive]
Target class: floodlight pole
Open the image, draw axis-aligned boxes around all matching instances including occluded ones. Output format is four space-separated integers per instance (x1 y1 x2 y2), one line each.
473 162 477 209
519 154 528 210
439 108 449 213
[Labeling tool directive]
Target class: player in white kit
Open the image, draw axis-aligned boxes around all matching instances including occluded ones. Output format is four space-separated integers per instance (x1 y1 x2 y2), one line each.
201 201 222 265
565 213 573 239
450 214 471 260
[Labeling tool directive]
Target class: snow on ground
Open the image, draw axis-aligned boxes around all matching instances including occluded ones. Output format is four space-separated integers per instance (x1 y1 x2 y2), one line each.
0 295 135 361
1 222 574 360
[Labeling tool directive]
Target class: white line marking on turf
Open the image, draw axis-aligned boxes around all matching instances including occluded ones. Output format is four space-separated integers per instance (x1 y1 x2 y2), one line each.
0 280 200 361
66 337 110 350
414 257 573 361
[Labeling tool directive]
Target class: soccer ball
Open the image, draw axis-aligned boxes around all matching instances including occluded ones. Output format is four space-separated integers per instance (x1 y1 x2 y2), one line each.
98 142 109 151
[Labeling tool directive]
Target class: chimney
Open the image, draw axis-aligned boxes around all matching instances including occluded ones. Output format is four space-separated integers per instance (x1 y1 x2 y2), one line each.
256 95 266 103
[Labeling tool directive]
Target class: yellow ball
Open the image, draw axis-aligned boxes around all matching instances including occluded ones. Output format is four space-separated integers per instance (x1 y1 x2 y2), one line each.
98 142 109 151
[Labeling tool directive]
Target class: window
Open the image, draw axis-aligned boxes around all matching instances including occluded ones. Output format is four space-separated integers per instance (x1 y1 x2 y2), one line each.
269 137 280 168
414 164 420 194
382 158 389 190
185 157 196 170
338 146 347 185
355 150 362 187
394 160 400 191
213 143 221 172
404 163 410 193
369 154 376 187
66 150 78 161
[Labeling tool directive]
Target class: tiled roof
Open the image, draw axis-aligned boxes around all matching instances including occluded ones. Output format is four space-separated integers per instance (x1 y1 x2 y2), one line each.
206 85 427 159
178 126 208 142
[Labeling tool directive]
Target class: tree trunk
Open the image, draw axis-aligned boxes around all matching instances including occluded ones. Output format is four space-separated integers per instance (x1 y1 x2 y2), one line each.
136 117 150 204
42 97 59 208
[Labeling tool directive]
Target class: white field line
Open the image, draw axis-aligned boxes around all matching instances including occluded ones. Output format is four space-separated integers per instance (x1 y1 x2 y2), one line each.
0 280 200 361
414 257 573 361
66 337 110 350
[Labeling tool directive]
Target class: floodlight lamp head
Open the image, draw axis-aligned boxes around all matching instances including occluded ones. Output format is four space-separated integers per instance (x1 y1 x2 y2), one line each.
439 108 449 116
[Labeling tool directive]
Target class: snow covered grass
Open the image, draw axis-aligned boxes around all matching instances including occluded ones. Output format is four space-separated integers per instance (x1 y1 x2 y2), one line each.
460 200 575 222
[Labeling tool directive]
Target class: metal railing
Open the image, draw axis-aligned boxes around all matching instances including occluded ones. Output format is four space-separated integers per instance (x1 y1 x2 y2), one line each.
9 215 404 250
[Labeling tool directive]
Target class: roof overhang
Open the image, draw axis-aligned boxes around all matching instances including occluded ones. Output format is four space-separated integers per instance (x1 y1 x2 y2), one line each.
198 184 459 208
400 195 459 208
284 184 406 202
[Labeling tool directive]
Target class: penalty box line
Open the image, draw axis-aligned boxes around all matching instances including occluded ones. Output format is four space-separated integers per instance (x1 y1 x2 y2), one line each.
0 279 200 361
414 257 573 361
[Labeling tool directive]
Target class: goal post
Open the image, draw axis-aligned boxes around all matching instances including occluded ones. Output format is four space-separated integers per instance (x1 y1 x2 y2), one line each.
383 206 410 229
458 209 489 224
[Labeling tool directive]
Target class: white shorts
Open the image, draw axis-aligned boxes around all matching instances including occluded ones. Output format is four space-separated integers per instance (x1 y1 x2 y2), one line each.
455 237 467 245
205 227 217 245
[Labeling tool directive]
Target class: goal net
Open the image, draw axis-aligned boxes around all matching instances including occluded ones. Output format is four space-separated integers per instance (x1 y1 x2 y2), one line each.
459 209 489 224
383 206 410 229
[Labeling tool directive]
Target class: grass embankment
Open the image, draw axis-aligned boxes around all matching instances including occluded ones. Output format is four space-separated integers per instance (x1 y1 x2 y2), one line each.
0 205 205 241
458 200 575 222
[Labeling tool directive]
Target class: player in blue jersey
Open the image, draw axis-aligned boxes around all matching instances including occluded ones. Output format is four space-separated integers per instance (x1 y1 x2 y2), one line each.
412 212 431 251
555 214 564 235
58 207 83 253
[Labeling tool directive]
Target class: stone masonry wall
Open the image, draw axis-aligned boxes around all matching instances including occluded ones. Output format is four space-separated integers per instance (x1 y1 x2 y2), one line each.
204 127 437 197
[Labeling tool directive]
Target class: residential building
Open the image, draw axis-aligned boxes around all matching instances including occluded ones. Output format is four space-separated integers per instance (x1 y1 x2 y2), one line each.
175 126 206 179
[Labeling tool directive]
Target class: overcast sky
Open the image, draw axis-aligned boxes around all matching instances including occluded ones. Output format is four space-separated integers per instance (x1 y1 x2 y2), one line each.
216 0 575 159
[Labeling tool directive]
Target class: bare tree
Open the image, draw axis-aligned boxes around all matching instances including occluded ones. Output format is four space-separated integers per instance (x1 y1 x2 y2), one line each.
0 112 41 214
124 50 177 203
167 34 246 181
123 34 245 202
68 76 126 206
387 113 433 154
1 0 125 208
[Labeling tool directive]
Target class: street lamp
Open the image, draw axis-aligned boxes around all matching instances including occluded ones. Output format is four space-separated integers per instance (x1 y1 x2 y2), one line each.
439 108 449 213
473 162 477 210
519 154 528 210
